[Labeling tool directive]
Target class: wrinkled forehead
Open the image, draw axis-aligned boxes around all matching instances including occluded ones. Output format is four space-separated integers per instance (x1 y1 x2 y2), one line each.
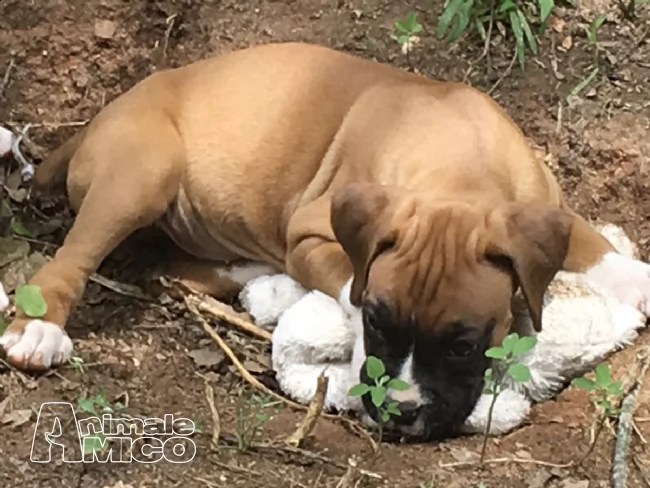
365 252 514 330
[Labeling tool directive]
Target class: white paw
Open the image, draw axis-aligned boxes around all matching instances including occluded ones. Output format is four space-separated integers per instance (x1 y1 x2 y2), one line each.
0 320 73 369
585 253 650 316
240 274 308 328
0 282 9 311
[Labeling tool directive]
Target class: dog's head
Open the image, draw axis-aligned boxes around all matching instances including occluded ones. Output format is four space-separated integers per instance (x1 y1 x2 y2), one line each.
331 182 573 441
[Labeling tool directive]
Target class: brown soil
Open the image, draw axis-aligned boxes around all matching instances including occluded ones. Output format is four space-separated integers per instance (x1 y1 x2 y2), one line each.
1 0 650 487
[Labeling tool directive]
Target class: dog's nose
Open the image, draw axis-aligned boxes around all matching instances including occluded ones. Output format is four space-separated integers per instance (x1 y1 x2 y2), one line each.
393 401 421 425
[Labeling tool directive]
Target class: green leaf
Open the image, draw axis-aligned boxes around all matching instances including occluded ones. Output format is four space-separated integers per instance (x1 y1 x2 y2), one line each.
448 0 474 42
11 220 34 238
366 356 385 379
509 10 526 69
370 386 385 407
348 383 371 397
498 0 517 12
608 381 623 396
507 363 531 383
475 18 487 40
512 336 537 357
501 333 519 355
387 401 401 415
378 375 390 386
14 285 48 318
518 10 538 54
484 368 493 379
597 398 612 411
571 377 596 391
483 387 494 395
77 398 97 415
539 0 554 22
83 433 108 454
591 15 607 35
381 411 391 423
485 347 507 359
594 363 612 387
255 413 270 422
387 378 411 391
404 11 420 31
568 66 599 102
437 0 465 39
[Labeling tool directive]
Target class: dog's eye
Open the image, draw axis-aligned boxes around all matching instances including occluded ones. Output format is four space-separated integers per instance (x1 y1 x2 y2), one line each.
448 340 477 358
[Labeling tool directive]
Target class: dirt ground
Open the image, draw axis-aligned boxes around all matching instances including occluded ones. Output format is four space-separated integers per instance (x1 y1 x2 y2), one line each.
1 0 650 487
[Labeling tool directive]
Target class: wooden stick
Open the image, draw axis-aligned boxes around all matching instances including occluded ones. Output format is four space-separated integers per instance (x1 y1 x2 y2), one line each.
186 296 311 412
612 347 650 488
186 294 379 451
285 373 329 447
204 382 221 449
188 294 272 341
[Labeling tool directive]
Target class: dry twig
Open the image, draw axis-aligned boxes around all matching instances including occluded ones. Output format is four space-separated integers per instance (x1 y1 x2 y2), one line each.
186 293 379 451
488 47 518 95
336 456 361 488
1 57 15 96
633 456 650 488
220 433 383 480
204 382 221 449
612 347 650 488
188 293 271 341
440 456 573 469
285 373 329 447
89 273 154 301
209 458 262 477
7 120 89 129
185 296 309 411
11 124 35 180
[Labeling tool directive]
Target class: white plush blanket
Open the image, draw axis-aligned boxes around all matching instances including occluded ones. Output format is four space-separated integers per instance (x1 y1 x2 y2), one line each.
240 224 646 436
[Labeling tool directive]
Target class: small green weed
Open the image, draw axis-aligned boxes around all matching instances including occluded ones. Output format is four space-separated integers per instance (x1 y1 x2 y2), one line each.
67 354 86 375
76 388 126 455
571 362 624 463
480 332 537 463
348 356 410 442
567 14 606 103
437 0 556 70
392 11 423 66
234 393 282 452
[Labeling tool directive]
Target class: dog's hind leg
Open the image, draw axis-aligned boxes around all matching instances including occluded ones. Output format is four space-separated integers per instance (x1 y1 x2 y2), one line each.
0 123 185 371
146 253 278 303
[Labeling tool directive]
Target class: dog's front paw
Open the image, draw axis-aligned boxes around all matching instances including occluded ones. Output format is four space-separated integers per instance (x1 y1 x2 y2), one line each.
585 253 650 316
0 319 73 371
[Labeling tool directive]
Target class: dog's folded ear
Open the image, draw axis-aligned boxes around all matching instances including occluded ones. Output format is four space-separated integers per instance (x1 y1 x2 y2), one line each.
330 182 404 306
484 204 574 332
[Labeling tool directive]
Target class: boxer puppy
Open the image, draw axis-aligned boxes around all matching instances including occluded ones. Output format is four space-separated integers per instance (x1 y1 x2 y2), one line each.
2 42 649 441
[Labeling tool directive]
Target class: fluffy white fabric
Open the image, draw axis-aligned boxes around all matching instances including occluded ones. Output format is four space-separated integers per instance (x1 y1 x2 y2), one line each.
240 223 647 435
0 125 13 157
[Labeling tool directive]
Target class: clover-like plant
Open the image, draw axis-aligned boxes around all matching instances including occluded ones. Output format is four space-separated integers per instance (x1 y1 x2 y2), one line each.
348 356 410 442
571 363 624 463
391 11 423 67
480 332 537 462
